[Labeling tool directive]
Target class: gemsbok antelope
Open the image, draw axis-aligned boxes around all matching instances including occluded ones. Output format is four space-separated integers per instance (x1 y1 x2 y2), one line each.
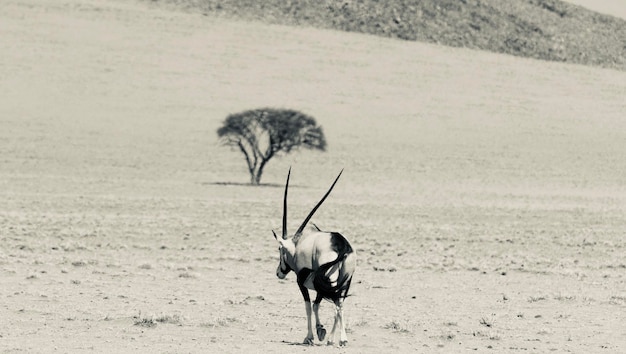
272 168 356 346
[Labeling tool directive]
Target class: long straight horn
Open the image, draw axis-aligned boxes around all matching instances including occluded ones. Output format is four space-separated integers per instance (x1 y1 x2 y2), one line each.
282 167 291 240
295 169 343 236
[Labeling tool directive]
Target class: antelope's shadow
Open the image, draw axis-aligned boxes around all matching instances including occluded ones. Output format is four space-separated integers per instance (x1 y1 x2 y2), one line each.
280 340 326 347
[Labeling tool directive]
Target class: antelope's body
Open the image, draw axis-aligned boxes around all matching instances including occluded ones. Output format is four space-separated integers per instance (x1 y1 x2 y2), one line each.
273 169 356 346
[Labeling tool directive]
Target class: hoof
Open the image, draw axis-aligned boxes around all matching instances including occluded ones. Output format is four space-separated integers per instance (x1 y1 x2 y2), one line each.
339 340 348 347
303 337 314 346
326 341 334 346
316 325 326 341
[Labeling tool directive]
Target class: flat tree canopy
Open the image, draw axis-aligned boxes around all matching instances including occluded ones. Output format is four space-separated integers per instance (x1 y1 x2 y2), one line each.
217 108 327 185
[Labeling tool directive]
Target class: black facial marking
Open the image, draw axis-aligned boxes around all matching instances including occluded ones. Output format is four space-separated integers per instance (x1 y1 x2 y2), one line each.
280 262 292 274
279 252 292 274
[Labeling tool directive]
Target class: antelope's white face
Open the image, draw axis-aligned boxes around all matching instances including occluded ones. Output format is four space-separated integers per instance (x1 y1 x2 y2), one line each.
273 233 294 279
276 242 292 279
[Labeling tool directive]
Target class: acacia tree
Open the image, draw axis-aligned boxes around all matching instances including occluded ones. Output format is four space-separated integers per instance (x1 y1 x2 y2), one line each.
217 108 327 185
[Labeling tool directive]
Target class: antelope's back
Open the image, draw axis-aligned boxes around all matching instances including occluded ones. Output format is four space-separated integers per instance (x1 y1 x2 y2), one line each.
294 230 355 271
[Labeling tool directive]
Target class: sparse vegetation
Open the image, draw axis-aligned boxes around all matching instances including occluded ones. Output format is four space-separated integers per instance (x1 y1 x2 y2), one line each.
439 332 456 341
200 317 239 328
134 317 157 328
609 295 626 305
553 294 576 301
351 318 368 327
479 317 493 328
372 265 398 272
383 320 411 333
149 0 626 71
528 295 548 303
155 314 182 325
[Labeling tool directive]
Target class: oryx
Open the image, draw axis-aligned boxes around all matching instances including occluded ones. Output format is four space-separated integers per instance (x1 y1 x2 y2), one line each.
272 168 356 346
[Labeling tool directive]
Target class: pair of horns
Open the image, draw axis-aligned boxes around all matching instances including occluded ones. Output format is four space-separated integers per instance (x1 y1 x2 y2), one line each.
279 167 343 240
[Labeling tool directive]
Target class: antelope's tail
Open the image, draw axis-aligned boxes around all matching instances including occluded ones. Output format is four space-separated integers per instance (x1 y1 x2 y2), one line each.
313 252 354 301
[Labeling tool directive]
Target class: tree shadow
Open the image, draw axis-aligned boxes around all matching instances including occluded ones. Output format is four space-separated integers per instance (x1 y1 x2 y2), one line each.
203 181 311 188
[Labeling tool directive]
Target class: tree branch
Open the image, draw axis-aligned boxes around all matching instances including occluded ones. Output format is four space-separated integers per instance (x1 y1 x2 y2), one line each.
237 140 254 174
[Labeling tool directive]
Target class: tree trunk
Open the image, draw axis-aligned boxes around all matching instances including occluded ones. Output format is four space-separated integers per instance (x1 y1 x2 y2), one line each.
249 166 263 185
247 162 260 185
250 159 269 186
254 170 262 185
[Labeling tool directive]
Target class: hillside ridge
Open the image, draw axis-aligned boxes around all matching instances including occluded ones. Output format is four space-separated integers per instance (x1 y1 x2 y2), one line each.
148 0 626 71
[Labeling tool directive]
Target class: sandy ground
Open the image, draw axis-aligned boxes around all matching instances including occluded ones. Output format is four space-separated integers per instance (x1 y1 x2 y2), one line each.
1 0 625 353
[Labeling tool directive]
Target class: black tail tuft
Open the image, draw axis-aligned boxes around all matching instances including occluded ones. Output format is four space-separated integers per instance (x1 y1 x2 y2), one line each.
313 233 354 302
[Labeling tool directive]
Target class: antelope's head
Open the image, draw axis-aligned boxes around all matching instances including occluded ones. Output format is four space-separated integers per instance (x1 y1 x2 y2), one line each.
273 230 294 279
272 167 343 279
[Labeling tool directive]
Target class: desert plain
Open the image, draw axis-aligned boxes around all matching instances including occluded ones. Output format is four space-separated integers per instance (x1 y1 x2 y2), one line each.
1 0 625 353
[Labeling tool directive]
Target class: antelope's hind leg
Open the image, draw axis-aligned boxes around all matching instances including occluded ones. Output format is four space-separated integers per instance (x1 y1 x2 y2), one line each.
302 301 315 345
327 299 348 346
337 300 348 346
326 303 339 346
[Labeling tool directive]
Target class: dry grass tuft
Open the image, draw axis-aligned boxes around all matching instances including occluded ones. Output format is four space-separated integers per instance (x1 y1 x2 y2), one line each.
134 317 157 328
383 320 411 333
155 314 182 325
200 317 239 328
479 317 493 328
528 295 548 303
609 295 626 305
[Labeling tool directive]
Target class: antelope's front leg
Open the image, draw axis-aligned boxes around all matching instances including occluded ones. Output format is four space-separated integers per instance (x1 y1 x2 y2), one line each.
298 273 315 345
302 301 315 344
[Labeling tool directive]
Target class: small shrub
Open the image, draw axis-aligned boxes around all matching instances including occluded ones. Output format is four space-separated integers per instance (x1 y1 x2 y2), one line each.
479 317 493 328
383 320 411 333
134 317 157 328
528 295 547 303
156 314 182 325
200 317 238 328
